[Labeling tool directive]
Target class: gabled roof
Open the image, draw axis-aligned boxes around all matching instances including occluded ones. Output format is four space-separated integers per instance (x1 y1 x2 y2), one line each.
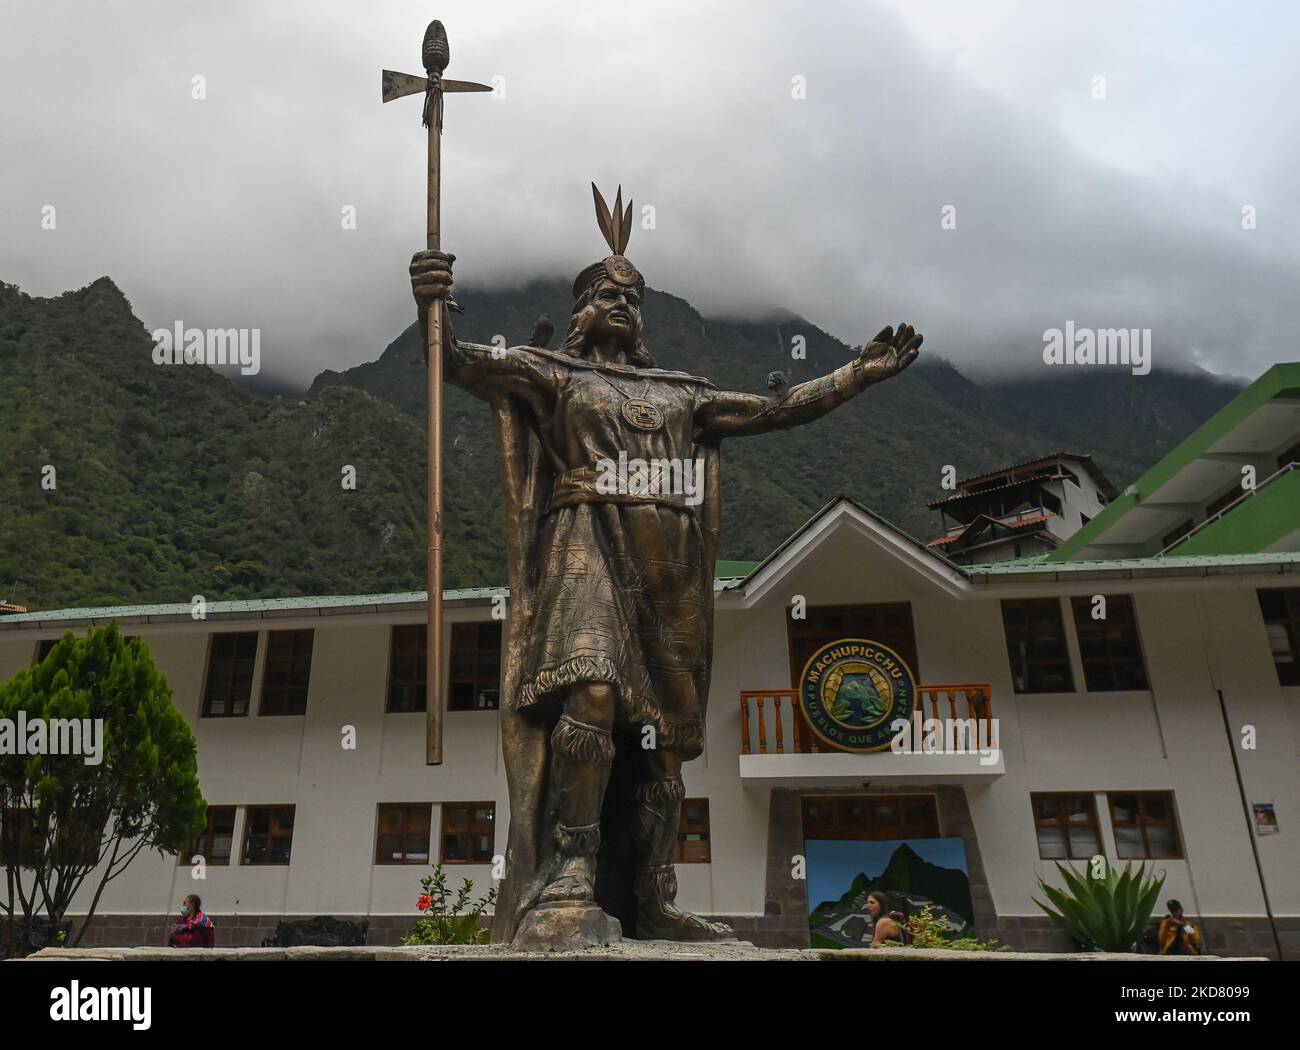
724 495 971 604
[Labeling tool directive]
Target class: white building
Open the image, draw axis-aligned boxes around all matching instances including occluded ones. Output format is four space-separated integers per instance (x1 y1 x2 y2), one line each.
3 365 1299 957
0 495 1297 955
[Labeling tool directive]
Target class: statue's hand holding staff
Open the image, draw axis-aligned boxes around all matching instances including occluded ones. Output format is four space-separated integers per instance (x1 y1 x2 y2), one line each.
411 249 456 311
858 323 923 381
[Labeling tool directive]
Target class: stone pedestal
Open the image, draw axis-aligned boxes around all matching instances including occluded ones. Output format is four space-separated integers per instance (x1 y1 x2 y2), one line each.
512 902 622 951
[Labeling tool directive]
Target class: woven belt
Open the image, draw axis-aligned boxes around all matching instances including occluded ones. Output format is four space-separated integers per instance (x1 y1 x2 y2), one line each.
548 466 690 511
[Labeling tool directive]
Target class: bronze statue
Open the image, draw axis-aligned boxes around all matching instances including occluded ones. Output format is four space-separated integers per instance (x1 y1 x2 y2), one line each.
409 185 922 947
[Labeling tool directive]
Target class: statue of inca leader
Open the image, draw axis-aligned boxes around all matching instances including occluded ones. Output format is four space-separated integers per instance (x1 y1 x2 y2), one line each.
410 186 923 946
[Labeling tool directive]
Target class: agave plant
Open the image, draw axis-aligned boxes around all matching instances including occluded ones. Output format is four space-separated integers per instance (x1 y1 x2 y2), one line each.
1033 858 1164 952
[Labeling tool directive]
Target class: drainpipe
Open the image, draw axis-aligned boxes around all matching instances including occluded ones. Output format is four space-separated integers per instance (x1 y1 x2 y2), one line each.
1213 687 1284 959
1196 592 1284 958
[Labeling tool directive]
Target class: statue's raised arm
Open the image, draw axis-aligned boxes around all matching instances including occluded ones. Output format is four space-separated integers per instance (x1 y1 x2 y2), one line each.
694 324 923 443
410 248 561 415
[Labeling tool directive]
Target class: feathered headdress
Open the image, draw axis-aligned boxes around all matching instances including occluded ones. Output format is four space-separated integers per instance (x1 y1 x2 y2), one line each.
572 183 644 298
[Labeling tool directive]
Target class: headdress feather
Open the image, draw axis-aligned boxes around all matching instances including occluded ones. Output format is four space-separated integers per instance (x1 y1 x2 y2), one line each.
592 183 634 255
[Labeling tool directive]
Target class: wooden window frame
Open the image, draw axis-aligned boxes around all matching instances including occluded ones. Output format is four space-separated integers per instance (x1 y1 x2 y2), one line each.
241 804 296 866
448 622 502 712
1030 792 1102 860
801 794 940 841
439 802 496 864
375 803 434 865
1258 588 1300 686
677 797 711 863
387 625 428 713
180 806 237 867
259 629 314 716
1069 594 1149 692
1000 598 1076 694
201 631 259 718
1107 792 1183 860
787 602 920 683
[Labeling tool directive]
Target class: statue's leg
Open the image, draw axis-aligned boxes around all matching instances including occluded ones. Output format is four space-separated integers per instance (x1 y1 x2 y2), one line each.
537 683 615 905
631 748 734 940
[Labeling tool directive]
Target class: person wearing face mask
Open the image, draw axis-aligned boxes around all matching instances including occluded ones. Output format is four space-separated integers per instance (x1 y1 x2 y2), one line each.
168 893 216 948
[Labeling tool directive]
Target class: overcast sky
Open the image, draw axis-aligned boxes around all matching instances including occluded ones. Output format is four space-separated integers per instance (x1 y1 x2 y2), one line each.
2 0 1298 389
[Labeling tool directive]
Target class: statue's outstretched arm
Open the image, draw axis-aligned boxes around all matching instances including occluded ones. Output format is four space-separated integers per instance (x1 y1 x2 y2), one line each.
694 324 922 442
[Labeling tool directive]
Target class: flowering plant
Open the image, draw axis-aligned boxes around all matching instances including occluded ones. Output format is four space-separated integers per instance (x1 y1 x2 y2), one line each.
403 864 497 946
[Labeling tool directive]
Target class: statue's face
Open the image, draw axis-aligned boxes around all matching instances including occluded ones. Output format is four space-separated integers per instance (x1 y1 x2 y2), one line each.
588 279 642 347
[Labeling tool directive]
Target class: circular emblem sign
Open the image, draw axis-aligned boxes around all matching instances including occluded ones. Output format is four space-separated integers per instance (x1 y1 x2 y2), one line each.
798 638 917 753
621 398 664 431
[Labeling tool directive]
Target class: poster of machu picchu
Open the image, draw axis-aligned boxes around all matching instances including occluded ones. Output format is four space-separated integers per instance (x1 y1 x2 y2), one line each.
807 839 975 949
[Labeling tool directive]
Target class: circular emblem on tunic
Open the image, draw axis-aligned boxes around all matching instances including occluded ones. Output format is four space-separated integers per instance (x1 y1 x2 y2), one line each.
798 639 916 753
603 255 640 286
621 398 664 431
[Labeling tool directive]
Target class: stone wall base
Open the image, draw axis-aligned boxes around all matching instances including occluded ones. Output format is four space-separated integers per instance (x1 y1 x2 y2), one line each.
56 911 1295 957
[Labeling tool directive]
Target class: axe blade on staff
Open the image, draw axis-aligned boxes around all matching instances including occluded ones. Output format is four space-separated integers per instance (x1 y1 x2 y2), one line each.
382 20 491 765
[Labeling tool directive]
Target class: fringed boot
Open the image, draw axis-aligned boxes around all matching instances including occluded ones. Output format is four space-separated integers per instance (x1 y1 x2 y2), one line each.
631 773 733 940
538 715 614 904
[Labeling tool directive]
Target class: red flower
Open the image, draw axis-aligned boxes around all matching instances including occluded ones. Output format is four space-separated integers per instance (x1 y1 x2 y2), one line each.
417 894 432 912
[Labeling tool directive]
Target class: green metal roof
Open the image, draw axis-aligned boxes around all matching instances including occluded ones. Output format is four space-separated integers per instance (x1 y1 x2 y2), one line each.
1048 363 1300 561
966 550 1300 580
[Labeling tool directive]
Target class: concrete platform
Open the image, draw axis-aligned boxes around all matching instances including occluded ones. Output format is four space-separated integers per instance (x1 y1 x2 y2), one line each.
17 944 1266 962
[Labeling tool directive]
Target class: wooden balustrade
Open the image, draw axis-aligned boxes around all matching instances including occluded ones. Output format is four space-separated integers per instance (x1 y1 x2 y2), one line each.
739 684 993 756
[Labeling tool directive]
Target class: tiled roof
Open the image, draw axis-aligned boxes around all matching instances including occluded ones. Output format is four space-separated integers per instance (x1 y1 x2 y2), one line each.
927 514 1053 547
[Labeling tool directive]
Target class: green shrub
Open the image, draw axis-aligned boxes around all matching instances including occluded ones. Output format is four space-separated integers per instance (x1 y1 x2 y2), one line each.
879 904 1010 951
403 865 497 946
1033 858 1164 952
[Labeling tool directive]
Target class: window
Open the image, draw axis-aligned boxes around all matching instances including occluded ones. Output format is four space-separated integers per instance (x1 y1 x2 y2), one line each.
1108 793 1182 859
183 806 236 866
33 638 57 664
242 805 295 865
440 802 495 863
677 798 711 863
202 632 258 717
0 808 38 867
375 803 433 864
1070 595 1148 691
1031 793 1101 860
260 629 314 715
1204 485 1243 520
801 794 939 841
54 815 100 866
1258 588 1300 686
388 626 427 713
788 603 920 683
1001 598 1075 693
449 622 502 711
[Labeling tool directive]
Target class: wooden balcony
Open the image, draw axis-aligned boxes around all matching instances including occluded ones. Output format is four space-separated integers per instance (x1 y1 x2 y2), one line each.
739 684 993 756
737 683 1003 785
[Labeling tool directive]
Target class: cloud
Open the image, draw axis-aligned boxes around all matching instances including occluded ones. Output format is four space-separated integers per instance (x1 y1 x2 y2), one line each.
1 0 1297 387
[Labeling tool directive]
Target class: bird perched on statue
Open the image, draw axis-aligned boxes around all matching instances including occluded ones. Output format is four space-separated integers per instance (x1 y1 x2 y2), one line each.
528 314 555 349
766 370 790 396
